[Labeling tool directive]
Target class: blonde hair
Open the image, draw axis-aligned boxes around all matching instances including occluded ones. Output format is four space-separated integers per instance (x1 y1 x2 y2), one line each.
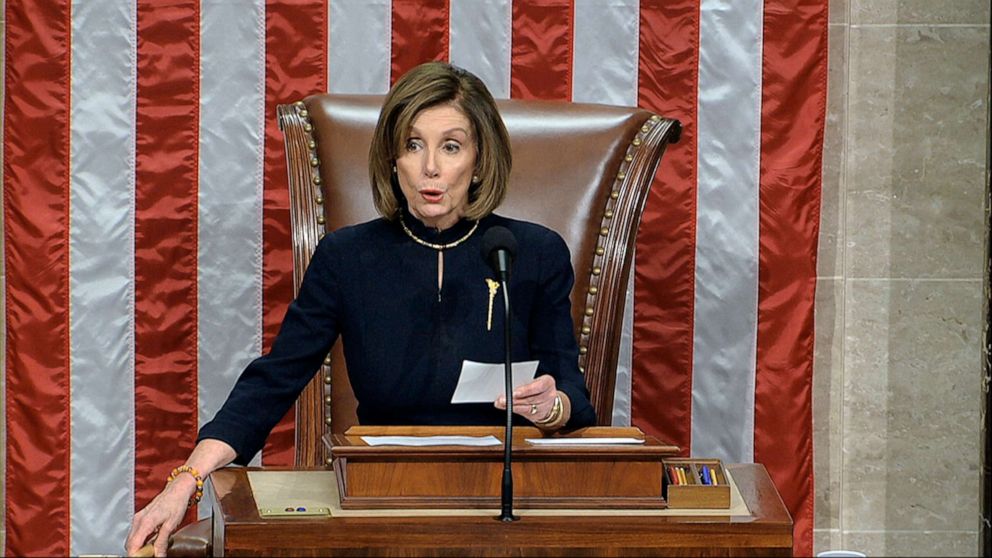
369 61 511 221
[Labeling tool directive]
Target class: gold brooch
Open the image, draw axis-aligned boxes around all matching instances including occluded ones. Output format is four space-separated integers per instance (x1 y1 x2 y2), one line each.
485 278 500 331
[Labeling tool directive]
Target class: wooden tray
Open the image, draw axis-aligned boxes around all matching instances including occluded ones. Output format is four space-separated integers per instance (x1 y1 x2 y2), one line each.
663 458 731 509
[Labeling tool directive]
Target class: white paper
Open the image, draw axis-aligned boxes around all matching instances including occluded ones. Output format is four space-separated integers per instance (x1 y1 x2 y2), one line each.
450 360 539 403
361 435 502 447
524 437 646 446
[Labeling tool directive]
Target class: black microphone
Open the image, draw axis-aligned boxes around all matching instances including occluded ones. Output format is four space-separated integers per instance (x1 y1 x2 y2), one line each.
480 226 517 282
480 226 519 522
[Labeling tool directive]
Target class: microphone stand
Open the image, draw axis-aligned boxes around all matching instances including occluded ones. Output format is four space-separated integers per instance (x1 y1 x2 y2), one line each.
498 277 518 522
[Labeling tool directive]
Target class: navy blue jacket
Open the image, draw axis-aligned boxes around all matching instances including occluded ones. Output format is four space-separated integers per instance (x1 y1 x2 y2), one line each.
199 212 596 464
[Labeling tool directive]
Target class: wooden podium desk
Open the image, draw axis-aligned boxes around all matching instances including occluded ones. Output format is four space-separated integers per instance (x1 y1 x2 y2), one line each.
208 463 792 557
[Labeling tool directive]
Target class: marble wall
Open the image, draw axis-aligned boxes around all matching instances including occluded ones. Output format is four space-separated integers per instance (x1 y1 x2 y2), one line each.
814 0 990 556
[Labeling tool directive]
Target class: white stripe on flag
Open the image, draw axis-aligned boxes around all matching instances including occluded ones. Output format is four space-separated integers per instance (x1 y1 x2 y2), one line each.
691 0 763 462
572 0 640 425
68 0 137 554
450 0 512 99
328 0 391 94
572 0 639 107
198 0 266 473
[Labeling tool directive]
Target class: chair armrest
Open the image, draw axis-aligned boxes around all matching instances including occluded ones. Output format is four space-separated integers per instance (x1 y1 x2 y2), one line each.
167 517 212 557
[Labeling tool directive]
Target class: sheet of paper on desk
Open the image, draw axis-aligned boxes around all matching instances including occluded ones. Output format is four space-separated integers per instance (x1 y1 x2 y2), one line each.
450 359 539 403
525 437 646 445
361 435 502 446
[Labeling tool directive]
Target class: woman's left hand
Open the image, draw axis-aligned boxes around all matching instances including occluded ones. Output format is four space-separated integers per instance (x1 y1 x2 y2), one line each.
494 374 558 421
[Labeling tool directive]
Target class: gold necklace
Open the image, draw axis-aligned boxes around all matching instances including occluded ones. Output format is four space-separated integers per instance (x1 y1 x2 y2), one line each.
399 214 479 250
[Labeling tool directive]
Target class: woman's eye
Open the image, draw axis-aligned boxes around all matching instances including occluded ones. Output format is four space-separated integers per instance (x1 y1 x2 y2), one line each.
442 142 460 153
404 140 422 152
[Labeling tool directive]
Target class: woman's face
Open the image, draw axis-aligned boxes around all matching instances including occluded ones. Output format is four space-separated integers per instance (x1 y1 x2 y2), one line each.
395 104 478 230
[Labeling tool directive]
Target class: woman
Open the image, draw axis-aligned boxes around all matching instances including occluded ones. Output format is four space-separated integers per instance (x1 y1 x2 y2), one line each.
125 61 595 556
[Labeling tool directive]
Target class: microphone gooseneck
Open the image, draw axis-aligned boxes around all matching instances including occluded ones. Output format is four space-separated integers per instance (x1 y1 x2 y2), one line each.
480 226 519 522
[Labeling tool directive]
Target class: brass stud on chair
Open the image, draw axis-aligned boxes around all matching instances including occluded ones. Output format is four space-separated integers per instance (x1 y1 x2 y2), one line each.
604 209 614 219
313 174 322 185
632 137 642 146
323 374 332 384
595 247 605 256
582 326 591 334
585 307 594 316
324 395 332 405
651 114 661 122
616 171 626 181
579 346 588 355
578 366 585 374
588 285 598 295
310 157 319 167
611 190 619 200
324 356 332 365
592 266 601 275
294 100 304 107
308 140 316 149
315 195 323 205
324 416 333 425
641 124 650 133
317 215 326 225
304 123 313 132
625 154 633 162
600 227 609 236
300 109 309 118
325 457 334 466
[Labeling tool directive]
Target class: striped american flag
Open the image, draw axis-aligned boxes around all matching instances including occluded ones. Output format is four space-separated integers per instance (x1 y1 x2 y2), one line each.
2 1 826 555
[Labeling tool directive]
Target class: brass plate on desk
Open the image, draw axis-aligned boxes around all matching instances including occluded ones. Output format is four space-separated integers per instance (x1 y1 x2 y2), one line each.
249 471 335 518
259 506 331 518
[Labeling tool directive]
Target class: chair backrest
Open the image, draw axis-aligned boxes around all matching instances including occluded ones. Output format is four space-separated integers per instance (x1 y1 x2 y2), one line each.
278 94 680 467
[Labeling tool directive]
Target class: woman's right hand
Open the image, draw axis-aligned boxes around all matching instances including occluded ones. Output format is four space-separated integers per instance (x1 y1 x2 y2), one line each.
124 439 236 557
124 473 197 557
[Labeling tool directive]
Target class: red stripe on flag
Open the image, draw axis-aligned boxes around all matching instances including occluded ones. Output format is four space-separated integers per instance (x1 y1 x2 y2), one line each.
510 0 573 100
133 1 200 519
2 1 72 554
261 0 328 467
753 1 828 555
390 0 450 85
631 1 700 454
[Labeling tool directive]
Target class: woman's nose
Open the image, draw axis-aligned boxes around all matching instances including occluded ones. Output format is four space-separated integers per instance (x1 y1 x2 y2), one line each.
423 150 440 177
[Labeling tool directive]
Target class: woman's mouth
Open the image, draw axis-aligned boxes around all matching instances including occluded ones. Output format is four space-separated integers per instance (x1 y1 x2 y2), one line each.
419 188 444 203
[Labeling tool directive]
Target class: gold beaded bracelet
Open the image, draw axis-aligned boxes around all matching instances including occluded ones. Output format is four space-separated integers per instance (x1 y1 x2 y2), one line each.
167 465 204 507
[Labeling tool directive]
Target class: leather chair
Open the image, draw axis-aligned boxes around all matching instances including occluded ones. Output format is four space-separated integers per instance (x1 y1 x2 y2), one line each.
166 95 680 556
282 94 681 464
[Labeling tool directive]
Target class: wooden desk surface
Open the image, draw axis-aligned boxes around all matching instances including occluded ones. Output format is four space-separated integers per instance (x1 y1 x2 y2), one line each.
209 463 792 557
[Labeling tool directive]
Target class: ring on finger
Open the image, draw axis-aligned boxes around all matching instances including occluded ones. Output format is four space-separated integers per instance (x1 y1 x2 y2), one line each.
530 404 538 415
